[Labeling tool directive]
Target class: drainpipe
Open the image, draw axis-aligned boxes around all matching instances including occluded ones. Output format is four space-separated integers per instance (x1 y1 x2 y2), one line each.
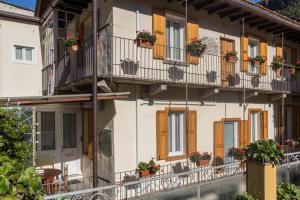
32 107 37 167
92 0 98 188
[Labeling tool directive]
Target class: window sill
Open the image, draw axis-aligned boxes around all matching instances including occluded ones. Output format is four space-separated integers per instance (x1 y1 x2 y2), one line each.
166 155 186 161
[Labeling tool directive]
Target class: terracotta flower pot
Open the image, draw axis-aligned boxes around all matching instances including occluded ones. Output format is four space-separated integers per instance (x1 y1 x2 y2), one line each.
139 170 150 177
66 45 78 54
196 160 210 167
226 56 238 63
251 60 261 67
137 39 153 49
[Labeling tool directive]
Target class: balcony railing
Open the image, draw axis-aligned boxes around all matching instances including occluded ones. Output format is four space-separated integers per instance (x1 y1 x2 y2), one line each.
43 34 297 94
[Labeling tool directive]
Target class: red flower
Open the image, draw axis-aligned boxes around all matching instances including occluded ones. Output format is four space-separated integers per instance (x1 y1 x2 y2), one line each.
277 144 282 149
67 33 73 38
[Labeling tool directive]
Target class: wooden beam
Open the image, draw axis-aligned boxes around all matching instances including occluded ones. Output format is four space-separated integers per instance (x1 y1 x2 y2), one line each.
266 26 283 33
199 88 219 99
270 94 286 102
218 7 240 18
149 84 167 96
243 15 260 23
257 22 277 30
249 19 267 27
230 12 251 22
207 3 229 14
194 0 216 10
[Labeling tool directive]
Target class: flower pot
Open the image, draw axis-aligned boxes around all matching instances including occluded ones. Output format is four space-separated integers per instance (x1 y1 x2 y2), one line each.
137 39 153 49
196 160 210 167
251 60 261 67
275 68 283 78
226 56 238 63
139 170 150 177
247 161 277 200
66 45 78 54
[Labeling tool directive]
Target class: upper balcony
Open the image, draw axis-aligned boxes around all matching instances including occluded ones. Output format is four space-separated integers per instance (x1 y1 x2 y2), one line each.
42 34 298 95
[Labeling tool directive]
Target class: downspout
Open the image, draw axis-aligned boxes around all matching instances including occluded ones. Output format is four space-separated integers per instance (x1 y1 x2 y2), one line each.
281 33 285 145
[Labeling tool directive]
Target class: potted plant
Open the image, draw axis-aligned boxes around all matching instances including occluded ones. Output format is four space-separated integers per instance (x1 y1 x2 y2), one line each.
229 147 246 168
248 56 266 67
272 56 283 78
225 51 238 63
138 162 150 177
136 30 156 48
277 183 300 200
245 140 285 200
63 33 80 54
186 39 207 57
289 66 296 76
148 159 160 175
236 192 258 200
189 152 211 167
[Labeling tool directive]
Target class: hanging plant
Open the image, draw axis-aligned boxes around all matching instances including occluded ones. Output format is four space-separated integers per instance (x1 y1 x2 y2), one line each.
63 33 81 54
272 56 284 78
186 39 207 57
248 56 266 66
225 51 238 63
136 30 156 48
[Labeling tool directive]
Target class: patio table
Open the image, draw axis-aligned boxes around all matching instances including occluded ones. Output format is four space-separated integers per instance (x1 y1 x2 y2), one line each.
38 168 62 195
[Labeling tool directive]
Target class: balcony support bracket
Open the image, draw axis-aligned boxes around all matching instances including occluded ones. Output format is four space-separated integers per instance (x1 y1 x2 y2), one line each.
97 80 112 93
149 84 167 96
199 88 219 100
270 93 287 102
242 91 258 100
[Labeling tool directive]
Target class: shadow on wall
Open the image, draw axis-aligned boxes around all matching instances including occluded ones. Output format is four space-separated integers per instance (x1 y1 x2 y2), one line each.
168 66 184 80
121 59 139 75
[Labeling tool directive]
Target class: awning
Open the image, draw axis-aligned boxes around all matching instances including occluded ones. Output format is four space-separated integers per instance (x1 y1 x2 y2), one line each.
0 92 130 106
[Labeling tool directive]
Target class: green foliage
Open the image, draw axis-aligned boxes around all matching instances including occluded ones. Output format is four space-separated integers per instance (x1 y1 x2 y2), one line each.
0 108 44 199
186 39 207 57
63 34 80 47
138 159 160 173
272 56 284 70
226 50 238 57
245 139 285 166
136 30 156 45
138 162 149 171
229 148 246 161
277 183 300 200
189 152 212 162
236 192 258 200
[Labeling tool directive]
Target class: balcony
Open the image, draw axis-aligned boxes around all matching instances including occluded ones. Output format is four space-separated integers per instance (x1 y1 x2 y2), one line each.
42 35 297 94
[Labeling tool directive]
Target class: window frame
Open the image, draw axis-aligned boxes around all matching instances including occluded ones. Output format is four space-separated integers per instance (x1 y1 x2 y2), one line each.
12 44 36 64
168 111 186 157
165 13 185 62
40 112 56 151
248 37 260 75
62 112 77 149
249 109 262 142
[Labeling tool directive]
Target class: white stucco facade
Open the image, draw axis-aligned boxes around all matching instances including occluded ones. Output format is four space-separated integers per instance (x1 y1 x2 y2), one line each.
0 2 42 97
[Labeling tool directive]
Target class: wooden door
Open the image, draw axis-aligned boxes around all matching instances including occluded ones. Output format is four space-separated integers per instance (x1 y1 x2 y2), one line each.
220 38 235 86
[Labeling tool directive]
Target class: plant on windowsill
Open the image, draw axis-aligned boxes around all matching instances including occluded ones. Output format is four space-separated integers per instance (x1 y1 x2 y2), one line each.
277 183 300 200
63 33 81 54
137 159 160 177
248 56 266 67
236 192 258 200
135 30 156 49
225 51 238 63
189 152 212 167
186 39 207 57
272 56 284 78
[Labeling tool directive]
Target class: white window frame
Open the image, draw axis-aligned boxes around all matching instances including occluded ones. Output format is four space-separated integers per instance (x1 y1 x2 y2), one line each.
12 44 36 64
248 37 260 75
166 13 185 62
168 112 186 157
250 111 261 142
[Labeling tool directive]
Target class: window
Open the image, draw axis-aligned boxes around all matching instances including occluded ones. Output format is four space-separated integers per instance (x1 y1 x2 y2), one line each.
250 111 261 142
41 112 55 151
166 15 185 61
13 45 35 64
63 113 77 148
248 38 260 74
168 112 186 156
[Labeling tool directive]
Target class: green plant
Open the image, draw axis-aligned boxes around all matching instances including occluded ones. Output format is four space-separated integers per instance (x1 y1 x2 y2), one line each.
189 152 212 162
277 183 300 200
186 39 207 57
63 33 80 47
248 55 266 65
136 30 156 45
138 162 149 172
272 56 284 70
226 50 238 57
236 192 258 200
229 148 246 160
245 139 285 166
148 159 160 173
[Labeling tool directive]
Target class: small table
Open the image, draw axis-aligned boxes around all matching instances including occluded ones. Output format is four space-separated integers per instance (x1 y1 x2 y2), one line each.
38 168 62 194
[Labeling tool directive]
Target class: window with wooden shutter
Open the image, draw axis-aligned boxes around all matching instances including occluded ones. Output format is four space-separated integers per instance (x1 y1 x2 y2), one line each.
156 110 168 160
260 41 268 76
240 34 249 72
276 45 283 57
187 111 197 155
153 8 166 60
214 121 224 158
260 111 268 140
187 21 199 65
239 120 250 148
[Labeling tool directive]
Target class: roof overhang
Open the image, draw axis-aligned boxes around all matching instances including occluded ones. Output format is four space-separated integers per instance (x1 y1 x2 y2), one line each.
0 92 130 106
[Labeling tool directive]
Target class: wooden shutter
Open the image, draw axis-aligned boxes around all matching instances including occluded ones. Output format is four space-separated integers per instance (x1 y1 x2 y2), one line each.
260 111 268 140
276 45 283 57
214 121 224 158
187 21 199 65
240 120 250 148
187 111 197 155
156 110 168 160
153 8 166 60
240 34 249 72
292 106 299 140
260 41 268 76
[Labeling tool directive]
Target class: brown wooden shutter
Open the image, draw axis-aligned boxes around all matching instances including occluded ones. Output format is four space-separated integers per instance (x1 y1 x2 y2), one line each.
292 106 299 140
260 41 268 76
187 111 197 155
187 21 199 65
214 121 224 158
260 111 268 140
153 8 166 60
276 45 283 57
240 34 249 72
156 110 168 160
240 120 250 148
